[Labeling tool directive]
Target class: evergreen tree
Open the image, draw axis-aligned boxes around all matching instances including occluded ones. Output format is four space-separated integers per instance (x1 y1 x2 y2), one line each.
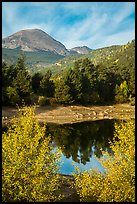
55 78 72 104
31 73 43 94
40 70 54 97
13 54 32 103
64 66 83 103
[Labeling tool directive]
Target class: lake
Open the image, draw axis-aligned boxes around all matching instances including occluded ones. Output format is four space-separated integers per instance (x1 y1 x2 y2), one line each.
2 118 126 176
46 119 123 175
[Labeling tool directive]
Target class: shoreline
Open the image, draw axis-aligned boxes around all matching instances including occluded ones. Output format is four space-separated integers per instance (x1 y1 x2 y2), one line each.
2 103 135 126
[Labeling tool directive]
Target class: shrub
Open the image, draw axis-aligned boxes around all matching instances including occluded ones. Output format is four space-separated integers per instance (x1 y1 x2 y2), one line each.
49 97 57 107
90 91 100 104
29 92 39 104
72 120 135 202
6 86 20 105
129 96 135 106
38 96 50 106
2 106 62 202
115 81 129 103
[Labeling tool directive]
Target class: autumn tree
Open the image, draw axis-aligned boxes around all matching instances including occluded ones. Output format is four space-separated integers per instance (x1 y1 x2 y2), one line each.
72 120 135 202
115 80 129 103
2 106 62 202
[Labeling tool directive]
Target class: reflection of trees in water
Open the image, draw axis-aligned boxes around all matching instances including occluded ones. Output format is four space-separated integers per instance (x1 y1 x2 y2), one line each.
47 119 118 165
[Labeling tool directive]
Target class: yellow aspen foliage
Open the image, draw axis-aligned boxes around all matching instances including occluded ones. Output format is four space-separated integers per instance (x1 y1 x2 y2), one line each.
72 120 135 202
2 106 62 202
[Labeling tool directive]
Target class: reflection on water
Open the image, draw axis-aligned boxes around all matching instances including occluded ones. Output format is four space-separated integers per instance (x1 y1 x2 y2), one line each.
2 119 124 175
47 119 122 175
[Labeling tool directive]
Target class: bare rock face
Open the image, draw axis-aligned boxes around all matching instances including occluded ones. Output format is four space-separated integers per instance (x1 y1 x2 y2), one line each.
69 46 92 54
2 28 70 56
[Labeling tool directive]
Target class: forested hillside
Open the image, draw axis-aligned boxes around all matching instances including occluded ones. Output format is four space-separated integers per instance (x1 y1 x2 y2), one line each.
2 39 135 107
2 48 64 72
2 39 135 76
55 40 135 72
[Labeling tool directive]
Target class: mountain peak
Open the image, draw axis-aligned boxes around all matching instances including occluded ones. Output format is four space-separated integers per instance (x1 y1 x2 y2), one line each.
15 28 48 34
70 46 92 54
2 28 69 55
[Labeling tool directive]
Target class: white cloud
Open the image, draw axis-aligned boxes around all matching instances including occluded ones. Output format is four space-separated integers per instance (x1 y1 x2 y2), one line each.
113 2 135 24
2 2 135 49
97 30 135 48
2 3 52 37
54 2 135 49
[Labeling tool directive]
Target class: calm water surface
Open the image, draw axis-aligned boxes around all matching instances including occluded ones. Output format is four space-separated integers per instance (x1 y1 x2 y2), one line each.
47 119 122 175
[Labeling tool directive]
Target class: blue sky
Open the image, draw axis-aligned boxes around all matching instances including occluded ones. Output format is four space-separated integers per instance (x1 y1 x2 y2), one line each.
2 2 135 49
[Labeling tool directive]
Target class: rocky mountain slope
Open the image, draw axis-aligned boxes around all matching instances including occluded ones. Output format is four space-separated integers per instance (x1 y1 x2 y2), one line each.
2 29 92 73
2 29 134 77
2 28 69 56
69 46 92 54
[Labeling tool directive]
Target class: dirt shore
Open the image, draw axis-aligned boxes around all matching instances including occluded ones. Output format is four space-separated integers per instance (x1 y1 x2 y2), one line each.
2 103 135 126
